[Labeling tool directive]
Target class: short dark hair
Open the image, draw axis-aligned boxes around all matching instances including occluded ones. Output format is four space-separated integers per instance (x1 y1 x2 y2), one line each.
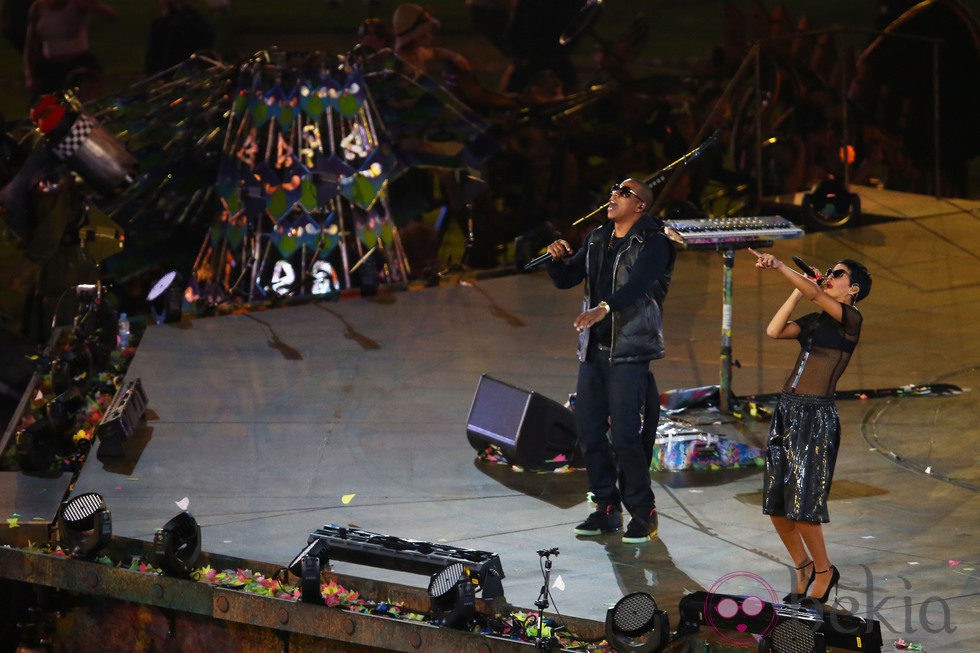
840 258 871 303
621 178 653 212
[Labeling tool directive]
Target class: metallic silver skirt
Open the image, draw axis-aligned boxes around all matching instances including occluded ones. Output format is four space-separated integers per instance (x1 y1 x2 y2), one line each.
762 392 840 523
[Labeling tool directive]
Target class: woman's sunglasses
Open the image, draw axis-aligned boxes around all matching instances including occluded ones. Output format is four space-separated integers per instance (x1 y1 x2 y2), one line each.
824 268 850 279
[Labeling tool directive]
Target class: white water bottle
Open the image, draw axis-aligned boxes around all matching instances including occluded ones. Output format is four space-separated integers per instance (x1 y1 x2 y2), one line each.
118 312 130 348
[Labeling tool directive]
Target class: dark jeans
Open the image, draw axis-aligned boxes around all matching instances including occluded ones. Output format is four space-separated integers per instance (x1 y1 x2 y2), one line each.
574 350 657 521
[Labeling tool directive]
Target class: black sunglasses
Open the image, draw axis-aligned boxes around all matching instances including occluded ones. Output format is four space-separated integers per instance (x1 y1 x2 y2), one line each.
824 268 850 279
610 183 641 201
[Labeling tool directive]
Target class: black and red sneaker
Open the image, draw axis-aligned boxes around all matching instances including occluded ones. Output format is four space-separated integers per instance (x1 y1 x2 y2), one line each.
573 504 623 536
622 509 658 543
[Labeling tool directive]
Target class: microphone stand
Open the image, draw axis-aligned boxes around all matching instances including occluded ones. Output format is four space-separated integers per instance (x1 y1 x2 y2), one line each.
533 548 559 651
571 130 720 227
523 131 720 272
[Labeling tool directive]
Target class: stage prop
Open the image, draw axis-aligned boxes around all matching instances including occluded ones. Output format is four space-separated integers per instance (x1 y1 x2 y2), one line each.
21 60 235 302
465 374 581 469
95 378 148 459
193 49 497 302
678 591 882 652
287 524 506 600
360 54 494 173
29 94 137 197
652 419 763 472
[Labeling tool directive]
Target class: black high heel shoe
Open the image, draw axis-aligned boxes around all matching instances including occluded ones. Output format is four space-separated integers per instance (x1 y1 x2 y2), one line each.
812 566 840 604
782 559 815 603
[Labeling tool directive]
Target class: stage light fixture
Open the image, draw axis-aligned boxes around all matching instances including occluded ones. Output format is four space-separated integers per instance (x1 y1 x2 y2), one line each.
802 177 860 228
287 537 331 578
58 492 112 559
95 378 148 459
146 270 183 324
758 618 826 653
299 555 325 605
427 562 475 629
604 592 670 653
154 511 201 577
759 619 827 653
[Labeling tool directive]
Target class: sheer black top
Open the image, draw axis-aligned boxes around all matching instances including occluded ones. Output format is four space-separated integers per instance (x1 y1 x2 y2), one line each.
782 303 862 396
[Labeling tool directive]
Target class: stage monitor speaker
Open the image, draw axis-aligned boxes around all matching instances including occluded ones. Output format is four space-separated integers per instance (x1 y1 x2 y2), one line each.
466 374 580 469
95 378 148 459
678 591 882 653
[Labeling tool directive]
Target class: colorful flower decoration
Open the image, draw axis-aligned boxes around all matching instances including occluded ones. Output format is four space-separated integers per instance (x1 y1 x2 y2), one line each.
299 83 324 119
337 71 367 118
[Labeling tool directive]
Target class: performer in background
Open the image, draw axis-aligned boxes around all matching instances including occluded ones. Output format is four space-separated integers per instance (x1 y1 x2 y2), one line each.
23 0 119 101
748 248 872 604
391 2 515 113
545 178 675 543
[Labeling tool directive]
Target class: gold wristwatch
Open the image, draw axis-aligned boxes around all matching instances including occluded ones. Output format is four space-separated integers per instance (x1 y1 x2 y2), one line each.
597 301 610 313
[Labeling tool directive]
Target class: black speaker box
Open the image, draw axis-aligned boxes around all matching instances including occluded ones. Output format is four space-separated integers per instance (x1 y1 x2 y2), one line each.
678 591 882 652
96 378 148 459
465 374 580 469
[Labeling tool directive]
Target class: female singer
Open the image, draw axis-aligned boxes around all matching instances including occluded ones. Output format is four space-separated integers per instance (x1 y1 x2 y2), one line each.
748 248 871 604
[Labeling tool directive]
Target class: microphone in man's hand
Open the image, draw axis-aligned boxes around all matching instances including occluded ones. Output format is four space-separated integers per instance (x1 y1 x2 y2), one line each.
792 256 822 280
524 246 573 271
523 251 555 271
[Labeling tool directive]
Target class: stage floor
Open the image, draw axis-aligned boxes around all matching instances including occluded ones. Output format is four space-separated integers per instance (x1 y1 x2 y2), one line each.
6 202 979 650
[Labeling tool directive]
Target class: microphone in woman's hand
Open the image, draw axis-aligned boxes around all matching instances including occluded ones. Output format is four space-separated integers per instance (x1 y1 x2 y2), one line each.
792 256 822 280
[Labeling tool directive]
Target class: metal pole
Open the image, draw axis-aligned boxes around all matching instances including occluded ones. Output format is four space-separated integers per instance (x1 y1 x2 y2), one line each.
335 199 353 289
719 248 735 413
838 31 850 187
754 46 763 209
933 40 942 199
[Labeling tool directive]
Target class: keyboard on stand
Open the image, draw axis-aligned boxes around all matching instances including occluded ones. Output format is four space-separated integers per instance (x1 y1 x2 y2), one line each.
666 215 803 248
663 215 804 413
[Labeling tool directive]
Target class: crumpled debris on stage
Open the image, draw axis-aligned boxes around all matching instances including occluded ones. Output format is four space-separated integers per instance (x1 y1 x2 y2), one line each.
653 418 764 472
474 426 763 474
475 444 578 473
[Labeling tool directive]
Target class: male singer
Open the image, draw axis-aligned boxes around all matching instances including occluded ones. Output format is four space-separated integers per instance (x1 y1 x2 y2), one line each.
545 177 675 542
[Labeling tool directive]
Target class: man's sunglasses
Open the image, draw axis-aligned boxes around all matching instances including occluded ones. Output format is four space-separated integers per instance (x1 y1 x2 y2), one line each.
610 184 641 201
824 268 850 279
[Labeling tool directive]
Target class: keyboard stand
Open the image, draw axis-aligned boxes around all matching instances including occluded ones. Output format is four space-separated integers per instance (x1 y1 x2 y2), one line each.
717 241 770 412
665 215 802 414
671 238 773 414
